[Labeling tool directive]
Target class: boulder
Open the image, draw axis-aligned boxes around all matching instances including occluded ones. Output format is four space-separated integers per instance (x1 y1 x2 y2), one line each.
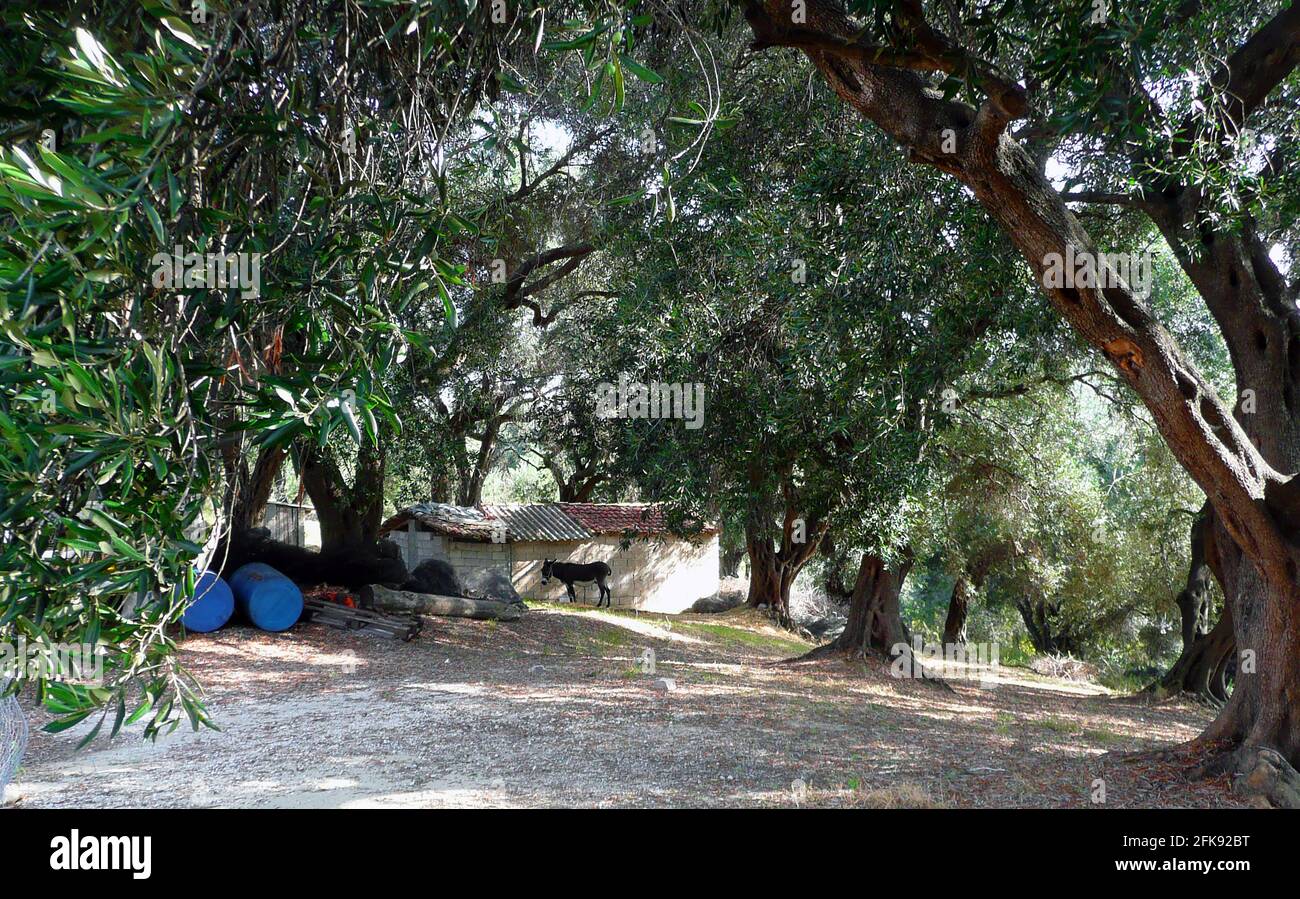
403 558 464 597
461 568 525 607
690 592 744 614
224 530 407 590
805 617 847 640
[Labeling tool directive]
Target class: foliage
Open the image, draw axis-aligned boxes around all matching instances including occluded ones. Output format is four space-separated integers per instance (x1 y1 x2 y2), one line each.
0 0 508 732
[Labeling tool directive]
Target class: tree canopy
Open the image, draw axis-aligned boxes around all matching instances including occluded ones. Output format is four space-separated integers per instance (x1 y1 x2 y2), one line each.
2 0 1299 805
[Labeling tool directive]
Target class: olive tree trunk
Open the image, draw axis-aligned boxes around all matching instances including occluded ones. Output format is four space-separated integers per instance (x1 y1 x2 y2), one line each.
1152 503 1237 701
298 440 387 550
942 575 969 647
222 444 287 535
744 496 828 627
832 549 913 655
1176 505 1216 650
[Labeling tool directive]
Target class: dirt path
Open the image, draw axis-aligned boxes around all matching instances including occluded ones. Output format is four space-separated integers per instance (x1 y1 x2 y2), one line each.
5 606 1243 808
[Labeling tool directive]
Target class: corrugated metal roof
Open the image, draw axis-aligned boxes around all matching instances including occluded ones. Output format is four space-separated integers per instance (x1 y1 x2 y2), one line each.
481 504 591 542
380 501 717 543
411 502 485 526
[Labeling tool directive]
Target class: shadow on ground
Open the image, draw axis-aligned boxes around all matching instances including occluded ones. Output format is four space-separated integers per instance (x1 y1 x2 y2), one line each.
6 605 1241 808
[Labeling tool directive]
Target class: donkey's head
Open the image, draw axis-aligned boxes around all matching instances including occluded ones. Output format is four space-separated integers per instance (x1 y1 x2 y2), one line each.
540 558 555 584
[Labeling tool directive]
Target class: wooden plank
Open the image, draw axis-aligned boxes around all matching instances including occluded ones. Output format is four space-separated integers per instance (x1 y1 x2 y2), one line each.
303 597 422 641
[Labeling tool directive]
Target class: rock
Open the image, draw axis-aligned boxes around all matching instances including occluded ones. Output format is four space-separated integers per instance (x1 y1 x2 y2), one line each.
652 678 677 692
690 592 744 614
805 616 846 639
462 568 525 607
403 558 463 597
804 617 831 638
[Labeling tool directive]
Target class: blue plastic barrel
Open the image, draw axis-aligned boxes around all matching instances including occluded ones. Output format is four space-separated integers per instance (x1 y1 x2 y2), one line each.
179 570 234 633
228 562 303 632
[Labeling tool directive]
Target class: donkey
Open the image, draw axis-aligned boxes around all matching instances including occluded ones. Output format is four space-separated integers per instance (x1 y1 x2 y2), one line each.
541 558 612 607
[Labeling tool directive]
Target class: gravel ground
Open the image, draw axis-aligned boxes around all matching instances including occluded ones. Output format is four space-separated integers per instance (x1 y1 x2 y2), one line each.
4 605 1244 808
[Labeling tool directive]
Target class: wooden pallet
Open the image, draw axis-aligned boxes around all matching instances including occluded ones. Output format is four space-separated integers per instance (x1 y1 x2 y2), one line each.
302 596 422 641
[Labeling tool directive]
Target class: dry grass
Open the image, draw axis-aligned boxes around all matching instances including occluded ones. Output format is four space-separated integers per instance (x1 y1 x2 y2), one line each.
851 782 945 809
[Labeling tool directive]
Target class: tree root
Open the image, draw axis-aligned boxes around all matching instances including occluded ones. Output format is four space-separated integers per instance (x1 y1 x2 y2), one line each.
1233 747 1300 809
1170 738 1300 808
1142 681 1229 710
1100 745 1198 766
795 643 956 693
797 642 841 662
1095 738 1300 808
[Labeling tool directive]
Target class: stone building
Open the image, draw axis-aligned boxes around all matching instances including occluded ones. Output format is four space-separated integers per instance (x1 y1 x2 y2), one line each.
378 502 720 613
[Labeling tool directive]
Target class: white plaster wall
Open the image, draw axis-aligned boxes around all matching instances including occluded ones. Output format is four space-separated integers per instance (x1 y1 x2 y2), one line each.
513 534 719 613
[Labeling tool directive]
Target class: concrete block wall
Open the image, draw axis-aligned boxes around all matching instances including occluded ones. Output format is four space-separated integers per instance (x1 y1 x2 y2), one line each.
513 540 587 604
447 539 512 584
396 522 448 570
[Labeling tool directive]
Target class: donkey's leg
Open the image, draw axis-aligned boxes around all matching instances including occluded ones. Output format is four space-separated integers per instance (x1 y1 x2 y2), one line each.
600 579 611 608
566 583 577 604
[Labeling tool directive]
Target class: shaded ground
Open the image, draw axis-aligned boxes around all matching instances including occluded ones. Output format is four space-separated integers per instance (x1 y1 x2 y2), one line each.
5 605 1243 808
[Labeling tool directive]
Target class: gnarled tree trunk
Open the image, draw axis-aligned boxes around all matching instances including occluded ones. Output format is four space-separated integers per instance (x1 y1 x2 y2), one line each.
1015 596 1078 656
832 549 913 655
743 482 829 627
1190 529 1300 803
214 443 288 569
1153 503 1238 701
720 545 746 578
1176 505 1216 650
1159 608 1237 704
942 575 969 647
222 444 288 535
298 440 387 550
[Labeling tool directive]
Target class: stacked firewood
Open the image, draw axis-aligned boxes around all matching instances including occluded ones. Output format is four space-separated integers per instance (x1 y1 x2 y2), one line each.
302 587 422 641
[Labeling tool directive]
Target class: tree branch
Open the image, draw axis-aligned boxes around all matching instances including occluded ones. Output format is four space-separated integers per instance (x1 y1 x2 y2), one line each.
503 243 596 326
1061 189 1149 209
1194 1 1300 139
743 0 1027 121
506 126 613 203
